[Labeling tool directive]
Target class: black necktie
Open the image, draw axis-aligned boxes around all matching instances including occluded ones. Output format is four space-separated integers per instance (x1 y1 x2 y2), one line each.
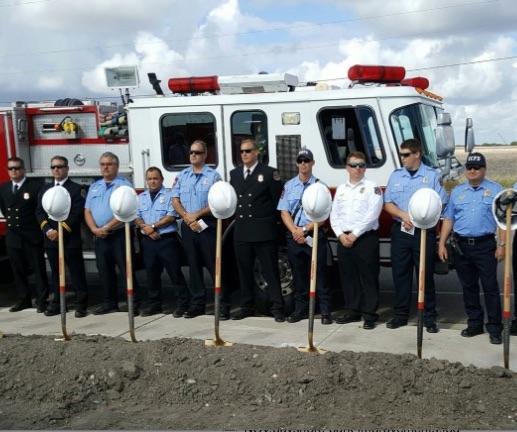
56 183 60 187
245 169 251 180
12 184 18 195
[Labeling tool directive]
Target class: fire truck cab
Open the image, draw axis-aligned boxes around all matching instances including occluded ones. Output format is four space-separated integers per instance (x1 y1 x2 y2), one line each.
0 65 468 302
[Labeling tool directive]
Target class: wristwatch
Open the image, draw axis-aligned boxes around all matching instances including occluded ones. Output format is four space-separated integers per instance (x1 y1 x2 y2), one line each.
302 227 307 234
151 224 156 230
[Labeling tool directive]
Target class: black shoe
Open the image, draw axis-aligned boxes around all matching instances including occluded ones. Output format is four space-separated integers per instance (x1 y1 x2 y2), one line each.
461 327 484 337
386 318 408 329
93 305 119 315
219 308 230 321
273 312 285 323
36 303 47 313
321 314 333 325
490 334 502 344
335 315 361 325
44 306 60 317
75 309 87 318
363 321 376 330
426 322 440 333
511 322 517 336
172 308 187 318
9 302 32 313
183 308 205 319
231 309 254 320
286 310 308 323
140 308 163 317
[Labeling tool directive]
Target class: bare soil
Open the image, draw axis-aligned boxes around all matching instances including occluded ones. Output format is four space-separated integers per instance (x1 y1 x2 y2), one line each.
1 334 517 430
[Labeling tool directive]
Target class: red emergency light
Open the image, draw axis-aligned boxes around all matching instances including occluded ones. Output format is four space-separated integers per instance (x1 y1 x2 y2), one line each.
168 76 219 94
401 77 429 90
348 65 406 83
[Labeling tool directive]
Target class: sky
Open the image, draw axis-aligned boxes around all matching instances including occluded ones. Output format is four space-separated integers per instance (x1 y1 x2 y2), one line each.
1 0 517 145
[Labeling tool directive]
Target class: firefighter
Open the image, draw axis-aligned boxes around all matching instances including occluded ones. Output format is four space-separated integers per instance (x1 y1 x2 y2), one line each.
172 140 222 318
134 167 188 316
330 151 383 330
35 156 89 318
0 157 49 313
384 139 447 333
277 148 332 325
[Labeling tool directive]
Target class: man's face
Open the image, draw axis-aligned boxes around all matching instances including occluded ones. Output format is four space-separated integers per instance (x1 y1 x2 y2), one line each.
50 159 69 182
296 157 314 176
345 157 366 182
189 143 207 167
465 165 486 184
7 161 25 182
99 156 119 181
240 142 259 167
399 148 420 170
146 170 163 192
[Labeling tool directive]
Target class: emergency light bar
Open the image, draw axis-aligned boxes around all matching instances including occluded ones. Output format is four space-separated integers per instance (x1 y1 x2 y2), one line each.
401 77 430 90
348 65 406 83
168 76 219 94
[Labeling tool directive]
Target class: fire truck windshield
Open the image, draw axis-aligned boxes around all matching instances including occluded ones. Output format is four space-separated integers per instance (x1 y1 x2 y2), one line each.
390 103 442 168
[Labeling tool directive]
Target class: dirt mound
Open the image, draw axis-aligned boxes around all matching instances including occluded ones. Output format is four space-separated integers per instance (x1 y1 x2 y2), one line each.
0 334 516 430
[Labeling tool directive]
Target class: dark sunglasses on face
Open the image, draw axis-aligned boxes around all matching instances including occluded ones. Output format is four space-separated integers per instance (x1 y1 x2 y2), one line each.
240 148 254 154
189 150 205 155
50 165 66 169
348 162 366 168
7 166 22 171
466 165 482 171
399 152 413 158
297 158 311 164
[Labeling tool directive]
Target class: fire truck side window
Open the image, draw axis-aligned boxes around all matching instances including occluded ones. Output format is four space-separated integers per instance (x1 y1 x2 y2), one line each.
318 106 384 168
230 111 268 166
161 113 217 170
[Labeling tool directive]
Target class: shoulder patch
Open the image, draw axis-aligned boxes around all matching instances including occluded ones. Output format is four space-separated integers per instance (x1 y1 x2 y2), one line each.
172 177 179 187
374 187 382 195
280 187 285 199
272 170 281 181
80 188 87 198
439 178 444 187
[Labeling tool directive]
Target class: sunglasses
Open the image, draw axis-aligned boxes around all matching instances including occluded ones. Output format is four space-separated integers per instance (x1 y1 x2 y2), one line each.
240 148 254 154
189 150 205 155
348 162 366 168
7 166 23 171
297 159 311 164
399 152 414 158
50 165 67 170
466 165 483 171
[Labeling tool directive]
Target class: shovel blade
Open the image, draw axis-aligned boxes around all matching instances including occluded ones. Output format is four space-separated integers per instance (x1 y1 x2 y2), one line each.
205 338 233 347
298 345 327 354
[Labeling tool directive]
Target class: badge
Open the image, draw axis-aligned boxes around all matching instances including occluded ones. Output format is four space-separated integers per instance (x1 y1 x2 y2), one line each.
203 179 209 185
159 196 165 204
23 192 30 200
459 194 466 200
423 176 429 184
484 189 491 197
258 174 264 182
360 187 365 194
272 170 281 181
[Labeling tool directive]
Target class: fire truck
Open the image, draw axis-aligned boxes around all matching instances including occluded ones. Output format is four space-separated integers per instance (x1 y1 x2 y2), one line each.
0 64 473 306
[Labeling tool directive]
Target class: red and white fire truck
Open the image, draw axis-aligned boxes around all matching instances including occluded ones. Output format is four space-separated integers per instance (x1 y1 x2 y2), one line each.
0 64 473 303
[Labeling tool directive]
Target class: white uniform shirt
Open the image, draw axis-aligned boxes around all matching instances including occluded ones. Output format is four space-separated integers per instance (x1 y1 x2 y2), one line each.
330 177 383 238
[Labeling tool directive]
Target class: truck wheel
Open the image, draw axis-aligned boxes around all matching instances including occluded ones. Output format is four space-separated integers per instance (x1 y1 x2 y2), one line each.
253 246 294 315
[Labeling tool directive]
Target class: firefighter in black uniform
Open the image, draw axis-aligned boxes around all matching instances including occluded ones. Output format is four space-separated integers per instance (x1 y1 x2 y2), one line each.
36 156 89 318
225 138 284 322
0 157 49 313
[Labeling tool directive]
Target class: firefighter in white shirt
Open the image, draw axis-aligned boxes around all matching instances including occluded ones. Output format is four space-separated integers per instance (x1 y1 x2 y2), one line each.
330 151 383 330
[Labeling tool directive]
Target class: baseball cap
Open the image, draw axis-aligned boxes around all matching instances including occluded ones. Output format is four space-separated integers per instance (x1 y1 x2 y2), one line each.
465 152 486 168
297 148 314 162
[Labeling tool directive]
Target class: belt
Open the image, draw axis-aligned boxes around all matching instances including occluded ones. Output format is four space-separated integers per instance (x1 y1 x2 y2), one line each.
454 233 494 245
157 233 175 240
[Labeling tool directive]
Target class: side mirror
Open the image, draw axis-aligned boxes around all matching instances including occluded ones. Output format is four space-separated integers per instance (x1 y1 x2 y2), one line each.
465 118 475 153
435 112 455 158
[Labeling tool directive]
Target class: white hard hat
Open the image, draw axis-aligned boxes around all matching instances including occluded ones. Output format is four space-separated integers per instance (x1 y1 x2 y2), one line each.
109 185 139 223
408 188 442 229
208 181 237 219
302 182 332 223
42 186 71 222
492 188 517 230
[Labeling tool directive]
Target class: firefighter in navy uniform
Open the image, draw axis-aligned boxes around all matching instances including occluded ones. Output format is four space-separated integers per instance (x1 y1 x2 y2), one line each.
224 138 285 322
277 148 333 325
35 156 89 318
0 157 49 313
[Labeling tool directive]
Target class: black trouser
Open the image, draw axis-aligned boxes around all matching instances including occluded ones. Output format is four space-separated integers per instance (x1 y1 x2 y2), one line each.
390 222 437 323
513 234 517 324
142 234 188 310
286 232 331 314
180 220 216 311
336 230 379 322
233 239 284 314
7 243 49 307
46 247 88 309
94 230 140 309
455 238 502 335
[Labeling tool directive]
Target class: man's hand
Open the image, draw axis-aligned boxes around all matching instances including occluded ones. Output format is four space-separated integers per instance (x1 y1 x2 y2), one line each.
437 244 448 262
292 226 305 244
183 212 198 225
93 227 109 239
46 229 59 242
496 246 505 262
